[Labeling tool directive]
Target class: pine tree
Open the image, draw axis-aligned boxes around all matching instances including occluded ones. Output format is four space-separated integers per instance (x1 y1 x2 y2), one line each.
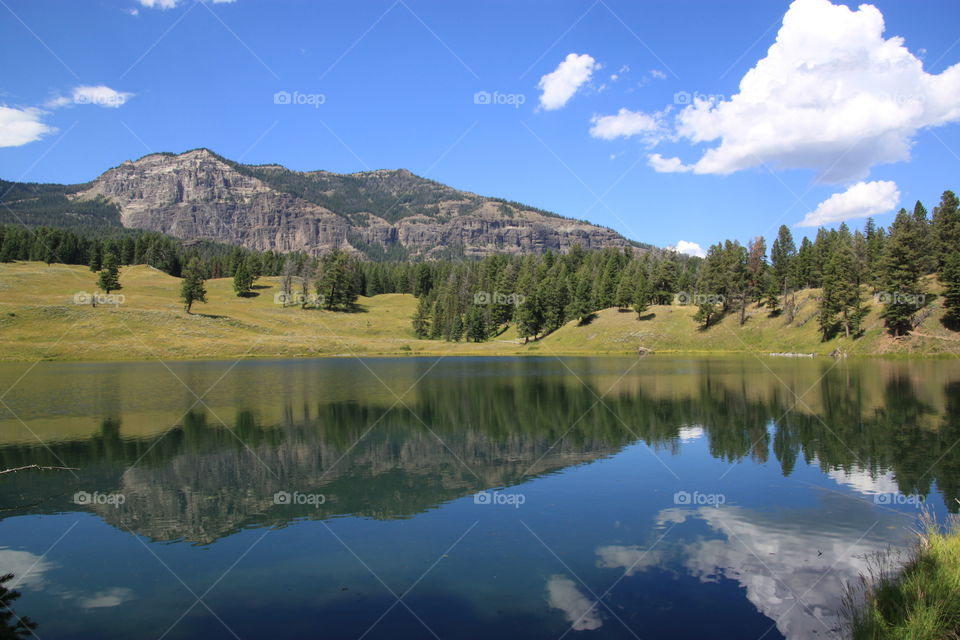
466 305 487 342
180 257 208 314
746 236 767 304
87 243 102 272
516 290 545 342
941 252 960 329
912 200 937 274
880 209 925 336
818 244 863 340
430 298 445 339
650 258 678 305
412 295 432 338
0 573 37 638
693 301 717 329
770 225 796 296
632 275 651 319
449 313 464 342
568 269 594 323
316 249 358 310
233 258 254 297
614 264 636 310
864 218 886 285
96 252 122 294
933 190 960 270
761 273 781 315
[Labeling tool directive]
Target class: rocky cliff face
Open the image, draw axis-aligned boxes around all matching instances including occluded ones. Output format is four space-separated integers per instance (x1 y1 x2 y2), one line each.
75 149 636 259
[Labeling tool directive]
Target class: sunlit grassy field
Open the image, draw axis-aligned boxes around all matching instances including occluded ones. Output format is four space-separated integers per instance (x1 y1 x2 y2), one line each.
0 262 957 361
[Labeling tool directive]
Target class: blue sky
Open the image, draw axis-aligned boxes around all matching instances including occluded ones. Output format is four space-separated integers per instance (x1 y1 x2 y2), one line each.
3 0 960 255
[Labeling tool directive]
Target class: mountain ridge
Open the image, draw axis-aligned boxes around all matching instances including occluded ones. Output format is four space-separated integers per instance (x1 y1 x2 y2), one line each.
9 147 643 260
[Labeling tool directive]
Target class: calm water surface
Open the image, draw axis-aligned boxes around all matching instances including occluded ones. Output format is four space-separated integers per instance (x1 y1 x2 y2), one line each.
0 356 958 639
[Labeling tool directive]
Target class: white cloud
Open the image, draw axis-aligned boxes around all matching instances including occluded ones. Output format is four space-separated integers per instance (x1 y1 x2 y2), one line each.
672 241 706 258
545 575 603 631
650 69 667 80
648 153 693 173
797 180 899 227
0 106 55 147
538 53 599 111
79 587 135 609
827 465 899 495
0 548 54 589
72 86 134 108
667 0 960 182
660 498 907 640
46 86 134 109
677 425 704 441
595 545 662 576
589 108 663 141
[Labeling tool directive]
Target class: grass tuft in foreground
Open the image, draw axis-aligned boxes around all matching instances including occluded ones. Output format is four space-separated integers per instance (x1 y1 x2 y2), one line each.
845 512 960 640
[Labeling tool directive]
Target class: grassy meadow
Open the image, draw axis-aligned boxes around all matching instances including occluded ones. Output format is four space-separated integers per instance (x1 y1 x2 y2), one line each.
0 261 958 361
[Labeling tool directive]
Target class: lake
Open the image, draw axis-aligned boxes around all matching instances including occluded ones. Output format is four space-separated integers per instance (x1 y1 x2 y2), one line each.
0 356 957 639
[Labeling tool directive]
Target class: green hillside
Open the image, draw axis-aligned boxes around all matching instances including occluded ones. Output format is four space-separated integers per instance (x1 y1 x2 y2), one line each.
0 262 956 362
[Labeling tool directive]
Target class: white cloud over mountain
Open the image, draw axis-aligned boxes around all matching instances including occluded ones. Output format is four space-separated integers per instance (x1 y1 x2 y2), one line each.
672 241 706 258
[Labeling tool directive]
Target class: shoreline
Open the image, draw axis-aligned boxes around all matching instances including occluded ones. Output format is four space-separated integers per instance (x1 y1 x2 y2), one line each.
1 349 957 365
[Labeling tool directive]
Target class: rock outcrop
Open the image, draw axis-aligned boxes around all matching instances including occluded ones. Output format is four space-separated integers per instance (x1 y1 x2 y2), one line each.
75 149 637 258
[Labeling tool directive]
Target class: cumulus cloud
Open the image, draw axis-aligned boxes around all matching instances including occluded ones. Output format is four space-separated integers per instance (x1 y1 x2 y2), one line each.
668 0 960 182
650 69 667 80
648 153 693 173
672 241 706 258
0 106 55 147
661 497 908 640
538 53 599 111
589 108 664 142
797 180 900 227
545 575 603 631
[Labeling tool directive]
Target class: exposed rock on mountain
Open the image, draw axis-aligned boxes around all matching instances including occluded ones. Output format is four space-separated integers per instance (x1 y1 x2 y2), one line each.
74 148 638 259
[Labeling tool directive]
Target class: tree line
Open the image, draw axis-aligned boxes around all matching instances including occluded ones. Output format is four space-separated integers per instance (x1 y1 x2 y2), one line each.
404 190 960 343
2 188 959 339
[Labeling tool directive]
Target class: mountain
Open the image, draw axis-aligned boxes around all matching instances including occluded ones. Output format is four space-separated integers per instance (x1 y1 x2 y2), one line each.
8 148 638 259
